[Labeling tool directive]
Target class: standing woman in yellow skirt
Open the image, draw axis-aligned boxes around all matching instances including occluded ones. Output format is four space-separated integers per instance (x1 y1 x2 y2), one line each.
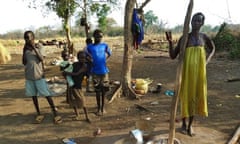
166 12 215 136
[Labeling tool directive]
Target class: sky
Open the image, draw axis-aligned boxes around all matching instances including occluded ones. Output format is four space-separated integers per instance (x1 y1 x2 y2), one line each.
0 0 239 34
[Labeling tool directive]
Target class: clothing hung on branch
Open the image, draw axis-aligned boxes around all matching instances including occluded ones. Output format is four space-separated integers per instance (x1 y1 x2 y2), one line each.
132 8 144 50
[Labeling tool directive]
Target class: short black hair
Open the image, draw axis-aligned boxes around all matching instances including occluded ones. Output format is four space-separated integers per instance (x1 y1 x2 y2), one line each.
192 12 205 23
77 51 86 60
24 30 35 40
93 29 103 37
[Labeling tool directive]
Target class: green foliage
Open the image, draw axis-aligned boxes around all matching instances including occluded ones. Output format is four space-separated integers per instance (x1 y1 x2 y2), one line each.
144 10 158 29
229 40 240 59
143 10 169 34
105 26 123 36
45 0 78 34
45 0 77 20
90 3 111 31
213 23 240 59
27 0 120 37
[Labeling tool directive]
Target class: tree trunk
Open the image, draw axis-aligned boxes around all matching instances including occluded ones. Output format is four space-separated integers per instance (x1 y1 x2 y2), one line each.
83 0 89 38
121 0 136 98
63 16 73 55
121 0 151 98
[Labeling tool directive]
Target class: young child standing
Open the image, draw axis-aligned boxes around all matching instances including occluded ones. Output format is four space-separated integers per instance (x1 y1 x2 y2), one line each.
22 30 62 124
86 29 112 116
63 51 91 123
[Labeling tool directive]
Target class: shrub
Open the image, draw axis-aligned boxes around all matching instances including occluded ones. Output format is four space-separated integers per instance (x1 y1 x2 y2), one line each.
213 23 240 59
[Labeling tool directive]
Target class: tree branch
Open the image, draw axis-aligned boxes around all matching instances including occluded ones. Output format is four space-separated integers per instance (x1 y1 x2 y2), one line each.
139 0 151 10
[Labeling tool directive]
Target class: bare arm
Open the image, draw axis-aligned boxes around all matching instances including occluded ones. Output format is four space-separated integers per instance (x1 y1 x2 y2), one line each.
204 34 215 64
106 45 112 60
64 63 87 76
33 44 44 62
165 31 180 59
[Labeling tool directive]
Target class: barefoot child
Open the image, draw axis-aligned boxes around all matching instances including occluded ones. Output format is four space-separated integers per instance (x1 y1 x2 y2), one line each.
86 29 112 116
63 51 91 123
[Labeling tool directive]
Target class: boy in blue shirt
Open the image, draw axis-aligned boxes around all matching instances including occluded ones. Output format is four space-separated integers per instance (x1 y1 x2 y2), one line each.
86 29 112 116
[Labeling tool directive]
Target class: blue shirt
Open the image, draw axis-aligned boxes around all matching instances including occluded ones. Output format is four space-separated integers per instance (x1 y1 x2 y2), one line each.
86 43 111 75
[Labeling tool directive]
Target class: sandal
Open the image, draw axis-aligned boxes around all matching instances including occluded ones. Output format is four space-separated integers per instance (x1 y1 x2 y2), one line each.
54 116 63 124
34 115 45 124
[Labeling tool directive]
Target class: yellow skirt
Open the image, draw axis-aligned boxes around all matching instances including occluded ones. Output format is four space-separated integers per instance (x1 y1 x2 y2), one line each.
179 46 208 117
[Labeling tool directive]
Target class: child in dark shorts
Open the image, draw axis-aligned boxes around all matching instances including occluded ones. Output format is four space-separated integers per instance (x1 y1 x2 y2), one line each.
63 51 91 123
86 29 112 116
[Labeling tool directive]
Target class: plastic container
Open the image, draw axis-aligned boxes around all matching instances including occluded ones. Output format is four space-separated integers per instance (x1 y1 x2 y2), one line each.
135 79 149 94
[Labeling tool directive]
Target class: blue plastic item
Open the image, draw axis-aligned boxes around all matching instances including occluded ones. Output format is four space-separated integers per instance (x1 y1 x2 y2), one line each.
62 138 76 144
164 90 175 96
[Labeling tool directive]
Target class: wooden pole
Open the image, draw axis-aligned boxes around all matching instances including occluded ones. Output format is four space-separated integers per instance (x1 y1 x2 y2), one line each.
83 0 89 38
228 125 240 144
168 0 194 144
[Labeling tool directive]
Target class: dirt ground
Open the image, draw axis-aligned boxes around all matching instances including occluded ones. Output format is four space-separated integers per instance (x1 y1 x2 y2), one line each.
0 41 239 144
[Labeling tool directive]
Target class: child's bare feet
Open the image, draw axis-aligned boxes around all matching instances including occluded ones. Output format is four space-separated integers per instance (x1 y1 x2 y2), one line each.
86 118 91 123
95 109 107 116
101 109 107 115
95 110 102 116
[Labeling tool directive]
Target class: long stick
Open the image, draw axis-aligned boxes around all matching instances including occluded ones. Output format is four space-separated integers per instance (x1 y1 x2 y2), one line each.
228 125 240 144
168 0 194 144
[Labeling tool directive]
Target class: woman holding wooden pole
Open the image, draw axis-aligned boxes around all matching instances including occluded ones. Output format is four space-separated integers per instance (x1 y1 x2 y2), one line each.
166 12 215 137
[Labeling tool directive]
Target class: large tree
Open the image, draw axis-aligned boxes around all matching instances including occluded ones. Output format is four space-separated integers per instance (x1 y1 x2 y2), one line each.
26 0 120 54
122 0 151 97
122 1 194 144
46 0 77 54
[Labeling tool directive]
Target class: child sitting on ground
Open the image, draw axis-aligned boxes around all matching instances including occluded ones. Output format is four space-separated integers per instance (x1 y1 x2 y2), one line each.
63 51 91 123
